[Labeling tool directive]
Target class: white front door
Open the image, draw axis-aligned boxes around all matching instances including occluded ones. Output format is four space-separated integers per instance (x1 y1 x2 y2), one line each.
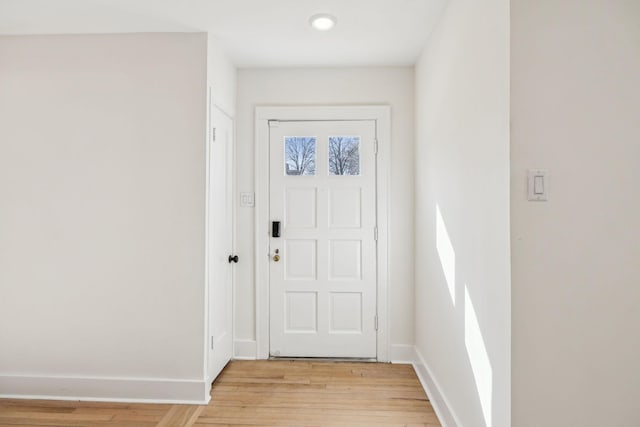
207 106 234 382
268 120 377 358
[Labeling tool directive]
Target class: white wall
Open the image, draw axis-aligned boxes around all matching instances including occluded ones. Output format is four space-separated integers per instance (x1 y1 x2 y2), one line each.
208 34 237 117
0 33 209 402
414 0 510 426
511 1 640 426
234 67 415 356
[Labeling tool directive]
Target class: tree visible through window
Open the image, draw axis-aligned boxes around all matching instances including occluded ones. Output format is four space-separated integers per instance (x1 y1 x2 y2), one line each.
329 136 360 176
285 137 316 176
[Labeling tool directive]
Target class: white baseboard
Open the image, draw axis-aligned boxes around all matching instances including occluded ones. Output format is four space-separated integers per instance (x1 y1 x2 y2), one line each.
233 339 257 360
390 344 418 364
0 374 210 404
413 347 462 427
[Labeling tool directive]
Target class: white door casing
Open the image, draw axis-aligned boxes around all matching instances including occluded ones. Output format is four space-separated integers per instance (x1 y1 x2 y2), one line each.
255 106 391 361
269 120 377 358
207 105 234 382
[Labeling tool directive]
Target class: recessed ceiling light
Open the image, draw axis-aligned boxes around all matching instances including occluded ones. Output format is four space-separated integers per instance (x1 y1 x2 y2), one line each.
309 13 337 31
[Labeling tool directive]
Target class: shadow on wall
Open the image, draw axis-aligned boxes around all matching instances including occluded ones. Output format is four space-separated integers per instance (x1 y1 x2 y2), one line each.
435 203 495 427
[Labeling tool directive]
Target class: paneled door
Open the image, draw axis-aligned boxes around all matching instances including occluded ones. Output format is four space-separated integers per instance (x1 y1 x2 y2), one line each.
269 120 377 358
207 105 234 382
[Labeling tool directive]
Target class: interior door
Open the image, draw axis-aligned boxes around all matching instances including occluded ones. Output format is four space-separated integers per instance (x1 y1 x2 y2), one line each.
269 120 377 358
208 105 234 382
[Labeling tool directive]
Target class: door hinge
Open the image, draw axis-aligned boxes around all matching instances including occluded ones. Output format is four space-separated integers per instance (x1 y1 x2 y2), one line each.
210 336 214 350
374 227 378 241
373 139 378 154
212 127 216 142
374 315 379 331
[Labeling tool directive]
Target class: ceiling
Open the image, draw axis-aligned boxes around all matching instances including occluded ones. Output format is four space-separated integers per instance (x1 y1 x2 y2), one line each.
0 0 447 68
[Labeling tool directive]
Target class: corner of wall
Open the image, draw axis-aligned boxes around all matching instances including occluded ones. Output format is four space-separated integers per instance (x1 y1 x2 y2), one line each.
207 33 237 118
413 347 462 427
234 340 257 360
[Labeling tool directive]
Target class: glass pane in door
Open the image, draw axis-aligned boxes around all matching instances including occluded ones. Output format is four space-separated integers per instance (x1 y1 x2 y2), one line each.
285 136 316 176
329 136 360 176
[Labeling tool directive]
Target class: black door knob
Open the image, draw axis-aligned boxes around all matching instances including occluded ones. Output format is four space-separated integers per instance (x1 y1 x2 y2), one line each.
228 255 239 264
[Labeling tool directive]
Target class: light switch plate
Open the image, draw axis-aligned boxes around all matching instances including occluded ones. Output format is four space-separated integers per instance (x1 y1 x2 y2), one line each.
527 169 548 201
240 192 255 207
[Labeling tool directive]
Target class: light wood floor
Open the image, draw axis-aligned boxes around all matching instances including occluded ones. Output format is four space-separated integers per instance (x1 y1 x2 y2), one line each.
0 360 441 427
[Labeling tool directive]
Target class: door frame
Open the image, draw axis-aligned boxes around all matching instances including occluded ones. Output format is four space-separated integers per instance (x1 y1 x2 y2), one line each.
254 105 391 362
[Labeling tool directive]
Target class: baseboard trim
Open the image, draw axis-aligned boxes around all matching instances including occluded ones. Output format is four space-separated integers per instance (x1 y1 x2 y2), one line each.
0 374 210 404
233 339 257 360
413 347 462 427
390 344 418 364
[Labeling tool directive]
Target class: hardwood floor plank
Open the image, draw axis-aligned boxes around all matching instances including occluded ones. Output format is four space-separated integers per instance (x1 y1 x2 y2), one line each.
196 360 440 427
157 405 204 427
0 360 441 426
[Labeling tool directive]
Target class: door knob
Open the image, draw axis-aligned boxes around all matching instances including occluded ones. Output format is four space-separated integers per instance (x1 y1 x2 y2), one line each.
228 255 239 263
273 254 280 262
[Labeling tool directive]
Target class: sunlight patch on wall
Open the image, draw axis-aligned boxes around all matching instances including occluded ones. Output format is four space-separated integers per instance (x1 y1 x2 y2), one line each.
465 285 493 427
436 205 456 305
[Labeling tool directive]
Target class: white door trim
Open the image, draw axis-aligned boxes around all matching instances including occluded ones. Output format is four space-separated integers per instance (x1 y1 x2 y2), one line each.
254 105 391 362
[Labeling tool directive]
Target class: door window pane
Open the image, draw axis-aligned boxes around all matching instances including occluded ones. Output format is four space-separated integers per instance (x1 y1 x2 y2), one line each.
329 136 360 176
285 137 316 176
